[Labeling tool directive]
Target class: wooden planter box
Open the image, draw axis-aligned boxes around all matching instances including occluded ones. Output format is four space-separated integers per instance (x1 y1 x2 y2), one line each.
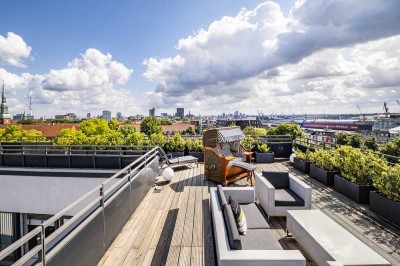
255 152 274 163
333 175 373 204
293 157 310 174
310 164 338 186
370 191 400 226
188 152 204 162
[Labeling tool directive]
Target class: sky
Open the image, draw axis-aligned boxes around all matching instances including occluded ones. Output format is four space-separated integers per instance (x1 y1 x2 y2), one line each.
0 0 399 118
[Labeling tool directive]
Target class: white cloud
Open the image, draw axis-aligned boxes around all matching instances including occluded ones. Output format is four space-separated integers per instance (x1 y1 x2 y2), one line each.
143 0 400 114
25 48 142 116
0 32 32 67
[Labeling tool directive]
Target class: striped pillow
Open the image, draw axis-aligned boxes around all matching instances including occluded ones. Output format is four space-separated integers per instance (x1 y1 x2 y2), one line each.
228 196 247 235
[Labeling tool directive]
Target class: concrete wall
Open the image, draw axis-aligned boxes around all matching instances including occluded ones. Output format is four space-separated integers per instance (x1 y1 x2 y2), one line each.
0 173 119 216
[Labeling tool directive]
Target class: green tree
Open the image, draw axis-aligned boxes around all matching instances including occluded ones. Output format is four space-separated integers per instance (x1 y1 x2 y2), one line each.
79 119 112 136
267 123 303 138
125 132 146 146
335 132 350 145
108 118 119 131
347 133 363 148
140 117 162 136
243 126 267 138
160 119 172 125
119 124 136 137
363 137 379 151
380 137 400 157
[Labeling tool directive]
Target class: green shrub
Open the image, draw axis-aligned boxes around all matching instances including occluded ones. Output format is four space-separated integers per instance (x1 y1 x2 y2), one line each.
150 132 165 148
308 149 337 171
373 164 400 202
257 143 270 153
294 148 311 161
164 133 185 152
186 138 203 152
335 146 387 186
241 136 255 150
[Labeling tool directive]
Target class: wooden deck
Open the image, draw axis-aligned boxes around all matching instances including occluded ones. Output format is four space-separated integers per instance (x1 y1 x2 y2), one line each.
98 162 400 266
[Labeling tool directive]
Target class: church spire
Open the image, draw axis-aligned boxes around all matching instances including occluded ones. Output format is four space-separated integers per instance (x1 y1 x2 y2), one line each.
0 80 11 123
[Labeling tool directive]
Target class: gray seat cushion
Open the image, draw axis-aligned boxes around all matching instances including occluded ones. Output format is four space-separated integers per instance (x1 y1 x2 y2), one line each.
217 185 227 206
275 188 305 206
222 204 242 250
240 229 283 250
240 203 270 229
263 171 289 189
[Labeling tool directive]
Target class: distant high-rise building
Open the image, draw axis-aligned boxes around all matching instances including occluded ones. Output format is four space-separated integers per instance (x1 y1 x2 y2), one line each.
176 108 184 118
161 113 168 117
87 113 91 119
0 82 12 125
149 108 155 117
116 112 122 119
102 110 112 122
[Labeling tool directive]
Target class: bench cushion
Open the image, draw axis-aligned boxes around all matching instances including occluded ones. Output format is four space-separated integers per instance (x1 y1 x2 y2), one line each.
275 189 305 206
217 185 227 206
240 203 270 229
223 204 242 250
240 229 283 250
263 171 289 189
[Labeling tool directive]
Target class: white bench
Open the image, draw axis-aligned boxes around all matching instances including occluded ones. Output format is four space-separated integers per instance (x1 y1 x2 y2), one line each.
287 210 390 266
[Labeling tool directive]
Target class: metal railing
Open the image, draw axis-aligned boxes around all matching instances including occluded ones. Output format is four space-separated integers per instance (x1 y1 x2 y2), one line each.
0 146 162 265
257 135 294 143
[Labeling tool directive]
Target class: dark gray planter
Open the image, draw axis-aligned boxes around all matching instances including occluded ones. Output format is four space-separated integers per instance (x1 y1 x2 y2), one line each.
310 164 338 186
255 152 274 163
168 152 184 158
188 152 204 162
334 175 372 204
370 191 400 226
293 157 310 174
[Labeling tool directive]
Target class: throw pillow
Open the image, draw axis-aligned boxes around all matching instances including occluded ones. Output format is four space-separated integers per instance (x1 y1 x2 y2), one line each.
228 196 247 235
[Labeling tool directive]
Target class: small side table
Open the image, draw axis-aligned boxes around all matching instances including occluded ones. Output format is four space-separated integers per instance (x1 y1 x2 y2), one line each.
242 151 254 164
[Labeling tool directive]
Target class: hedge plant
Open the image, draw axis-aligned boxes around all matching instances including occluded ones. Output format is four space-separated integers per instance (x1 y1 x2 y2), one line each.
164 133 185 152
257 143 270 153
373 164 400 202
294 148 311 161
186 138 204 152
308 149 337 171
335 146 387 186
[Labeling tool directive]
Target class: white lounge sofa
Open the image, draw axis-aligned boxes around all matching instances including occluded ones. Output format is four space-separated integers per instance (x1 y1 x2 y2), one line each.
210 186 306 266
255 171 312 218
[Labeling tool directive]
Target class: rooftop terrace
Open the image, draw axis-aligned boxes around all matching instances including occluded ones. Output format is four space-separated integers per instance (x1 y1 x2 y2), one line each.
98 161 400 266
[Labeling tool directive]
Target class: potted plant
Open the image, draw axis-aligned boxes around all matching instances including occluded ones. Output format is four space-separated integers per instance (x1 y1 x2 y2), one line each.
370 164 400 226
255 143 274 163
164 133 185 157
293 149 311 174
308 149 339 186
187 138 204 162
334 146 387 204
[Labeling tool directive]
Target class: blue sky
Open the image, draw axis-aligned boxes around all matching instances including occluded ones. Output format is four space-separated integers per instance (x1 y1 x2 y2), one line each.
0 0 399 117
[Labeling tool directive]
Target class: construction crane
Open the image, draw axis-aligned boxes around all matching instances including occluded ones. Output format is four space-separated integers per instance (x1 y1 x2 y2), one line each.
356 104 365 120
383 101 389 116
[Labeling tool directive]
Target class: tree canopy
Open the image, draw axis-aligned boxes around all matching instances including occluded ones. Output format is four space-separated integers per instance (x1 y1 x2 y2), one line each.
140 117 162 136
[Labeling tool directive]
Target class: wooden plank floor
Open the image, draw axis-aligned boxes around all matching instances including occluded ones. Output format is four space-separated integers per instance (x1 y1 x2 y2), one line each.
99 162 400 266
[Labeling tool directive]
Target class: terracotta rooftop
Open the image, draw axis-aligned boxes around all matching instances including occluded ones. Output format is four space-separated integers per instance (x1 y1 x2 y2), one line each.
0 123 78 137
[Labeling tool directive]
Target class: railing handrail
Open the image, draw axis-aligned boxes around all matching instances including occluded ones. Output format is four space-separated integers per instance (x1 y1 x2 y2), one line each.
0 146 161 265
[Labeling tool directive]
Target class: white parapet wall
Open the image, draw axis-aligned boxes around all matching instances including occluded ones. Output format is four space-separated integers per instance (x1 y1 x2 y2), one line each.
0 169 119 216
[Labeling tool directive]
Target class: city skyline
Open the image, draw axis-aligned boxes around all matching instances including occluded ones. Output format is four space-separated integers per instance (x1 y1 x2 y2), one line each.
0 0 399 117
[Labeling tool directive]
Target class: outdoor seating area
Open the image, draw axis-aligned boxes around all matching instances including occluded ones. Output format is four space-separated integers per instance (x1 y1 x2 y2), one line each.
99 161 400 266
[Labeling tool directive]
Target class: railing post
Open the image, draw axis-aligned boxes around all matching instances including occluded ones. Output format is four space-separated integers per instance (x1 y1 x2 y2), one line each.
128 168 132 212
41 225 46 265
99 185 106 249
